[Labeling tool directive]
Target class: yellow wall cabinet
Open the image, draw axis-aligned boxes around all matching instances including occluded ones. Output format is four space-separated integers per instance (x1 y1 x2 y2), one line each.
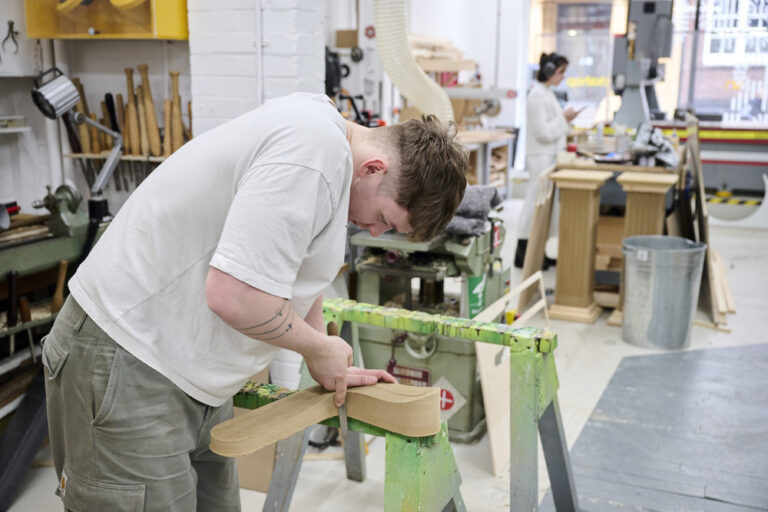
24 0 188 40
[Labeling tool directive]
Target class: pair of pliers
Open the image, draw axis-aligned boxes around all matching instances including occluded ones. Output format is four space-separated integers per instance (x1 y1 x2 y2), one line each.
2 20 19 55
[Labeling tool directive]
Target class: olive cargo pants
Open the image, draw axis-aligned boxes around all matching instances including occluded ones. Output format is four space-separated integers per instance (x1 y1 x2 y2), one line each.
42 297 240 511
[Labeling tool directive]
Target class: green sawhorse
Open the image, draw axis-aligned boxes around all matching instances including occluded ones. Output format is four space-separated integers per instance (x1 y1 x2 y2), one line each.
253 299 579 511
234 383 465 511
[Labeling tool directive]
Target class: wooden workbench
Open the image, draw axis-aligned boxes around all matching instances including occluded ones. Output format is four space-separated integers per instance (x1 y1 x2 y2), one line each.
456 130 516 195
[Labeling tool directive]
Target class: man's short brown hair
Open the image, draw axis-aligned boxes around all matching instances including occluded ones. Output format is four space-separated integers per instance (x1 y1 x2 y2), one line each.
384 115 468 241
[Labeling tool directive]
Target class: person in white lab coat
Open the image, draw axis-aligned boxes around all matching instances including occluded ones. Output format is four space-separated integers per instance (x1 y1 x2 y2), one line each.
515 52 579 268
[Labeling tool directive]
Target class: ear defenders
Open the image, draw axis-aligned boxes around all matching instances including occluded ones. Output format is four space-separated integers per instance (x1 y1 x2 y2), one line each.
540 53 561 81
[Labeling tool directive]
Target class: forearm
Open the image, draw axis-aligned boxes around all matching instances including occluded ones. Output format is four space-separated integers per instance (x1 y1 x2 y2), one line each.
304 295 325 333
205 267 324 359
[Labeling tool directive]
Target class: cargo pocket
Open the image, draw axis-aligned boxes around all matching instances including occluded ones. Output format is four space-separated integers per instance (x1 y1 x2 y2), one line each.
41 334 69 381
60 468 145 512
91 344 123 426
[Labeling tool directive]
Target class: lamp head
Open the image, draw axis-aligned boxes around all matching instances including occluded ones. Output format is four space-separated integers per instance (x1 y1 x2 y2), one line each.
31 67 79 120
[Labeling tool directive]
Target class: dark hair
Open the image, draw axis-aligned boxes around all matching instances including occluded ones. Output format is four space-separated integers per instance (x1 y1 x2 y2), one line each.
537 52 569 82
385 115 468 241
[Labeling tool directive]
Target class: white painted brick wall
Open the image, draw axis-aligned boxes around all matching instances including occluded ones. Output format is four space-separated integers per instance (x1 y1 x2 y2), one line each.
188 0 325 133
188 0 326 387
261 0 325 102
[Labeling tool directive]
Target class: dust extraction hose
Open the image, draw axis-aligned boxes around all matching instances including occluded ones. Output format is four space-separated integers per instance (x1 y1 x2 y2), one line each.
373 0 454 123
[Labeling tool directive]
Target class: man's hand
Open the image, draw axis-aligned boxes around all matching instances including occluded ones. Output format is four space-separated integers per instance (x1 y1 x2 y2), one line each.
347 367 397 387
304 334 353 406
304 336 398 406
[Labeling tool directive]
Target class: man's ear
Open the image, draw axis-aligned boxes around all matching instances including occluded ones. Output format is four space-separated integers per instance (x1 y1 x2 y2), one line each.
357 157 388 177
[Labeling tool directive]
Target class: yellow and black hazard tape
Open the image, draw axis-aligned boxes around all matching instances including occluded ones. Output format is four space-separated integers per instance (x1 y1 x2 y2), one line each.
707 197 762 206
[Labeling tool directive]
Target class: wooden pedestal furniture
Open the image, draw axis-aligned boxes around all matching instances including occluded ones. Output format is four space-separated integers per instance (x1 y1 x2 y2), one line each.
607 172 679 325
549 170 613 323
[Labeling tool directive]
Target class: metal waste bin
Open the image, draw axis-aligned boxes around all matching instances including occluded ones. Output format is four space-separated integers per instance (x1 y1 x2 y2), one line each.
622 235 707 350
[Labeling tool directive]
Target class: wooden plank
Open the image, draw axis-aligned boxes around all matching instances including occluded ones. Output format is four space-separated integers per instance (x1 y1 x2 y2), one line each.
7 214 49 230
518 165 556 311
0 225 49 245
710 251 728 315
713 250 736 313
475 271 547 324
473 342 509 476
474 270 548 476
693 319 732 333
687 115 725 326
210 383 440 457
666 208 682 237
515 299 546 325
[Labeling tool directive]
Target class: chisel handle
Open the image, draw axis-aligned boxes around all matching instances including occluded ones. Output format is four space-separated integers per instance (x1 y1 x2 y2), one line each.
7 270 19 327
51 260 68 314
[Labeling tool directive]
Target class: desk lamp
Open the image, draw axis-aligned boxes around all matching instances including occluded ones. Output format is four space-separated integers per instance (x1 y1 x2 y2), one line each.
31 66 123 259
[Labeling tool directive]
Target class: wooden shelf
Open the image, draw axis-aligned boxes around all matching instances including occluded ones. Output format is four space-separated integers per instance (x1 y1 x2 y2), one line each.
1 300 58 339
416 58 476 72
64 153 165 163
0 127 31 135
0 116 30 134
456 130 514 145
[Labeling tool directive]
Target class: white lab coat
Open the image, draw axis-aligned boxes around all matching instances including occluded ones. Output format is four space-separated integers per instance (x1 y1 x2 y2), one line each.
518 81 570 240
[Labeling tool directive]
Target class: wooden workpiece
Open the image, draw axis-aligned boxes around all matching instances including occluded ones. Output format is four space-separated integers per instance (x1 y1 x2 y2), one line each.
549 170 613 323
210 383 440 457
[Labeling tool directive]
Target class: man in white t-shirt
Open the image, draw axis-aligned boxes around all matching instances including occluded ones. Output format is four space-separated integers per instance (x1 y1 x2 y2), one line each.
41 93 468 511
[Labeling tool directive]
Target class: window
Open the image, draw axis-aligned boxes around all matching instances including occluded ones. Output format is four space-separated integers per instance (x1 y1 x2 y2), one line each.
703 0 768 65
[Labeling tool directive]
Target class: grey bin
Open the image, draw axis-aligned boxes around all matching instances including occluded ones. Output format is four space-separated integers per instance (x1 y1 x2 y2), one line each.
622 235 707 350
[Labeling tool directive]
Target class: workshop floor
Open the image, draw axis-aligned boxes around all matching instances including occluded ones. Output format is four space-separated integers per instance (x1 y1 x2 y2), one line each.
9 199 768 512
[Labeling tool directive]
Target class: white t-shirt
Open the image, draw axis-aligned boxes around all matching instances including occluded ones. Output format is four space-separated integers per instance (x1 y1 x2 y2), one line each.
69 93 352 406
526 81 569 157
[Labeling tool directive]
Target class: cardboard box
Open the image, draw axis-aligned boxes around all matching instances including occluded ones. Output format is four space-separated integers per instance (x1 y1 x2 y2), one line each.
235 366 276 493
335 29 358 48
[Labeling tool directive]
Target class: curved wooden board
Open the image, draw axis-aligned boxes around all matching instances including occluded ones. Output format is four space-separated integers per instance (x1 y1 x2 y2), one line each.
210 383 440 457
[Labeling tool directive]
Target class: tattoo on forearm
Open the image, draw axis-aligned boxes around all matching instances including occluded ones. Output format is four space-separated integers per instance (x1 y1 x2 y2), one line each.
237 300 296 341
240 301 288 329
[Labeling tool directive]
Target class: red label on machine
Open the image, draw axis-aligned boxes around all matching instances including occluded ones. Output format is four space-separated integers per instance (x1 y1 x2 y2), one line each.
389 363 430 387
493 224 501 249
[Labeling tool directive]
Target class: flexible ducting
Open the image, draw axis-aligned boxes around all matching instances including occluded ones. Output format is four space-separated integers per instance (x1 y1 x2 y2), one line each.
374 0 454 123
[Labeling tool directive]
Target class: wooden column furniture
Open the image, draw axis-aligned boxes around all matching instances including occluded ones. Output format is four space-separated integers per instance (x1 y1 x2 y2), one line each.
618 172 679 236
607 172 679 325
549 170 613 323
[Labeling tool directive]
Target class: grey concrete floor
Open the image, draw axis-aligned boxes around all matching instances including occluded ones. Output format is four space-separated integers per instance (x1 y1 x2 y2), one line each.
9 198 768 511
